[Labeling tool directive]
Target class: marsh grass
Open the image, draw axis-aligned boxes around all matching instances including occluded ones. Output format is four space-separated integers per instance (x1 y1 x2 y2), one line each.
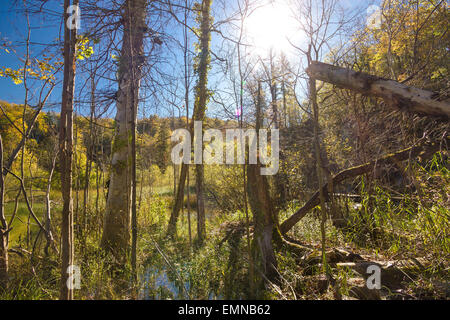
2 155 448 300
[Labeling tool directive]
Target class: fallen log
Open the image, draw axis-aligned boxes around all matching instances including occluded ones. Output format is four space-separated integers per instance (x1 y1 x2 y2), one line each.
280 143 441 234
306 61 450 118
332 193 404 201
337 257 431 290
303 248 365 267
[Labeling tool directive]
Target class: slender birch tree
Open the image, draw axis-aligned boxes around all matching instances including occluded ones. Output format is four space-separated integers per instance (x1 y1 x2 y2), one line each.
0 134 7 289
60 0 79 300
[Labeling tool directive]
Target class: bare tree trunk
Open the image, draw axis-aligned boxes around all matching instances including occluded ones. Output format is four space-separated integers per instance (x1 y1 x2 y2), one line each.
246 81 279 288
164 0 212 242
232 4 255 295
26 155 34 249
247 165 279 283
166 0 194 241
308 55 329 277
21 26 29 249
185 7 192 246
83 76 96 236
130 24 139 283
0 134 8 289
193 0 212 246
195 164 206 244
167 162 189 237
267 56 287 210
282 79 287 128
306 61 450 118
101 0 146 267
95 161 100 219
74 119 79 236
59 0 78 300
186 166 191 248
173 163 177 197
44 148 58 256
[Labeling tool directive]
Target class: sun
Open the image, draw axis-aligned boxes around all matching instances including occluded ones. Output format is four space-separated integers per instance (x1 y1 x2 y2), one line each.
245 1 299 57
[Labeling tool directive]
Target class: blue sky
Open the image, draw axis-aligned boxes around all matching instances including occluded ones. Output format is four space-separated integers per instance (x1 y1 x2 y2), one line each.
0 0 380 117
0 1 64 106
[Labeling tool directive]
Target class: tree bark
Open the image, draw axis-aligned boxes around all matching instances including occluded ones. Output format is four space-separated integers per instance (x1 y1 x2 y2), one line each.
247 164 279 283
194 0 212 245
166 0 211 243
306 61 450 118
0 133 8 289
280 143 441 234
44 148 57 256
82 76 96 237
184 0 192 249
101 0 146 266
308 55 329 277
167 162 189 237
59 0 78 300
247 81 279 286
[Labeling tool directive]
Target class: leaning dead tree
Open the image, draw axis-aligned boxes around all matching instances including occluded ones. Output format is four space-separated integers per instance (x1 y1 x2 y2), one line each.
280 143 442 234
306 61 450 118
